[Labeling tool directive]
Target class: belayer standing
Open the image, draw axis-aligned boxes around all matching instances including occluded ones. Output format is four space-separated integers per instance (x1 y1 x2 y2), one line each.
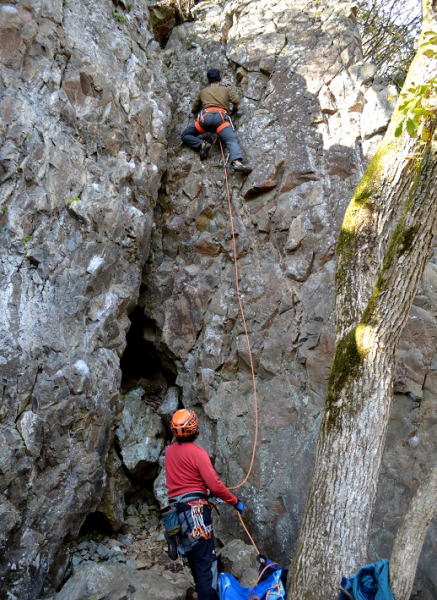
165 408 245 600
181 68 252 173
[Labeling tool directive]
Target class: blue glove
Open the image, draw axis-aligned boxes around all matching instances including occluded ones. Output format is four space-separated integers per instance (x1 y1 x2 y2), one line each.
235 500 244 513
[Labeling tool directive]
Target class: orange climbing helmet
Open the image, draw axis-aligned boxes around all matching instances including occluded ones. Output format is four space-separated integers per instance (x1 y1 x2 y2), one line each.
170 409 199 438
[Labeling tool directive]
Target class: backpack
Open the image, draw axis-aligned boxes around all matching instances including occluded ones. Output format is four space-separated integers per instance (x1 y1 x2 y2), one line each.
218 559 287 600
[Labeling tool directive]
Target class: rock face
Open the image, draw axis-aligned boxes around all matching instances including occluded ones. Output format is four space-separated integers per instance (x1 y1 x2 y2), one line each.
0 0 170 597
116 388 165 475
1 0 435 599
142 0 434 563
141 0 436 596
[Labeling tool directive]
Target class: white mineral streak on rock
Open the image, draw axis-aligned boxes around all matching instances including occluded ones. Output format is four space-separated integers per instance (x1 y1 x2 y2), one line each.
86 256 105 274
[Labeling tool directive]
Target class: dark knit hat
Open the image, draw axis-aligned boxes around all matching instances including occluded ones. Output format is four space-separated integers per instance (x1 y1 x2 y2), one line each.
207 68 221 83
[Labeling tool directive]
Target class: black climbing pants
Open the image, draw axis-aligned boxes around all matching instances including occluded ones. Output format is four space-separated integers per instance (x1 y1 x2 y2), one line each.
186 536 218 600
181 112 244 163
176 500 218 600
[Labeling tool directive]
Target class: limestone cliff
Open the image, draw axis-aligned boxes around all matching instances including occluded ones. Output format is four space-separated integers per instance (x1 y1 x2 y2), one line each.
0 0 435 598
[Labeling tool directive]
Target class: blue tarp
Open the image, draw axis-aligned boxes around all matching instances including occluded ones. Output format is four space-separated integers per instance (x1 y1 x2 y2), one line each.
339 559 395 600
218 560 287 600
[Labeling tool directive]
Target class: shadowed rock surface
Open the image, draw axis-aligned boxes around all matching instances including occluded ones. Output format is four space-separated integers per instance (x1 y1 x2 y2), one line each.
0 0 435 599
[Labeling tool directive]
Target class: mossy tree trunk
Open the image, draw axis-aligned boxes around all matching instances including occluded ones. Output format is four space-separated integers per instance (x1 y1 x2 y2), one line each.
288 2 437 599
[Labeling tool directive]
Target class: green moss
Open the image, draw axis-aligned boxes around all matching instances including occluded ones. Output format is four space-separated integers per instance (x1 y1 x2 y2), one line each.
353 145 385 204
335 148 387 290
112 11 127 22
326 328 362 427
361 273 384 324
359 155 423 326
354 187 373 203
335 228 356 289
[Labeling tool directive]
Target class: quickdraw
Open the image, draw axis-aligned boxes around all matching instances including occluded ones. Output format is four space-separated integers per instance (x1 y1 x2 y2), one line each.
195 105 232 135
189 500 212 540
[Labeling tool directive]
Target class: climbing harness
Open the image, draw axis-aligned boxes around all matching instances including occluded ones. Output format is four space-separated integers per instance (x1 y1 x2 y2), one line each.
195 106 233 135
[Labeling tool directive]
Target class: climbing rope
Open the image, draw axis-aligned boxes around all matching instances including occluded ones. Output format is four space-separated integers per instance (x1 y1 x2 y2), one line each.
218 139 259 492
237 511 260 555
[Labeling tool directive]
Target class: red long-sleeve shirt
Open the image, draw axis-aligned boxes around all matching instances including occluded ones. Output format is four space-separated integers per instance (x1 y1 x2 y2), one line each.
165 442 238 506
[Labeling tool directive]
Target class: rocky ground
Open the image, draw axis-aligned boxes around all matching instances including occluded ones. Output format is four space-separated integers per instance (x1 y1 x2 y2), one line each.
38 499 259 600
39 502 195 600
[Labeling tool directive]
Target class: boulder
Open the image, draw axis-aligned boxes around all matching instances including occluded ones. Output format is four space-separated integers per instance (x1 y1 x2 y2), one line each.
219 539 259 588
116 389 165 476
55 563 190 600
96 449 132 531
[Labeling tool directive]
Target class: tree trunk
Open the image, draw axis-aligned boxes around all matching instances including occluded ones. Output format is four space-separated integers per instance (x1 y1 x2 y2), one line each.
390 465 437 600
288 1 437 598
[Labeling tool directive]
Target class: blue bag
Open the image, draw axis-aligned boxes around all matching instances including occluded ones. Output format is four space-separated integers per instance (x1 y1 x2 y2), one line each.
161 505 180 536
218 559 287 600
339 559 395 600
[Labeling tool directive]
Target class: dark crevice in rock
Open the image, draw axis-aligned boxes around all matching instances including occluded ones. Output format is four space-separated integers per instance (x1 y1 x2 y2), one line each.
120 305 177 395
149 1 200 48
79 511 114 537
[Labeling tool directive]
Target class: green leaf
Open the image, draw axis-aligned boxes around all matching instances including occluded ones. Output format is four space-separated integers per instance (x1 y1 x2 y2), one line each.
406 118 418 137
398 101 411 113
394 122 403 137
424 49 437 58
412 107 427 116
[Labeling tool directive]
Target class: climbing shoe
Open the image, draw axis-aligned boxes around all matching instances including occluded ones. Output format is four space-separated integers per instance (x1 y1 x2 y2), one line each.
231 160 252 174
199 141 211 160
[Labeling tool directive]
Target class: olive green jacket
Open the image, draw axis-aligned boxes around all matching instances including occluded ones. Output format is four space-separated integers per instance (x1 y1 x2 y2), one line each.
192 84 240 114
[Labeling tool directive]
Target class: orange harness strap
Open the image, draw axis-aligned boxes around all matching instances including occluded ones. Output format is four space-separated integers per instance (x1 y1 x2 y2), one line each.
203 106 228 114
194 120 206 134
216 121 231 133
195 106 231 135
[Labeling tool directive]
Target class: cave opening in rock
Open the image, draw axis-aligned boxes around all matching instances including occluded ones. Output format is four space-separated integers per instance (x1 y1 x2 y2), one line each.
120 304 177 397
79 511 114 536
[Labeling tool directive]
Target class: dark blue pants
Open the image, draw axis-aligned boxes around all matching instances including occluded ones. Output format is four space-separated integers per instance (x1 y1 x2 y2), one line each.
181 112 244 163
177 501 218 600
186 536 218 600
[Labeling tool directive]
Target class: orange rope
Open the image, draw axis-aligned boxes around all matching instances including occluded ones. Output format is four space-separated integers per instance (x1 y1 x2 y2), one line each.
218 139 259 491
237 511 260 555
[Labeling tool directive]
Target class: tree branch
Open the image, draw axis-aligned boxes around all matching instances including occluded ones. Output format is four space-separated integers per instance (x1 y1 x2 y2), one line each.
390 465 437 600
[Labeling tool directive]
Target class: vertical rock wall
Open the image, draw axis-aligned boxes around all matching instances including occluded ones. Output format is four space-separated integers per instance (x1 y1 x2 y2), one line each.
143 0 436 595
143 0 392 557
0 1 170 597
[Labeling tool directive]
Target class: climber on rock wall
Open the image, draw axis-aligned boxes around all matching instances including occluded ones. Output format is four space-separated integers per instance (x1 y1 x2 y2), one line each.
181 68 253 173
165 408 245 600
